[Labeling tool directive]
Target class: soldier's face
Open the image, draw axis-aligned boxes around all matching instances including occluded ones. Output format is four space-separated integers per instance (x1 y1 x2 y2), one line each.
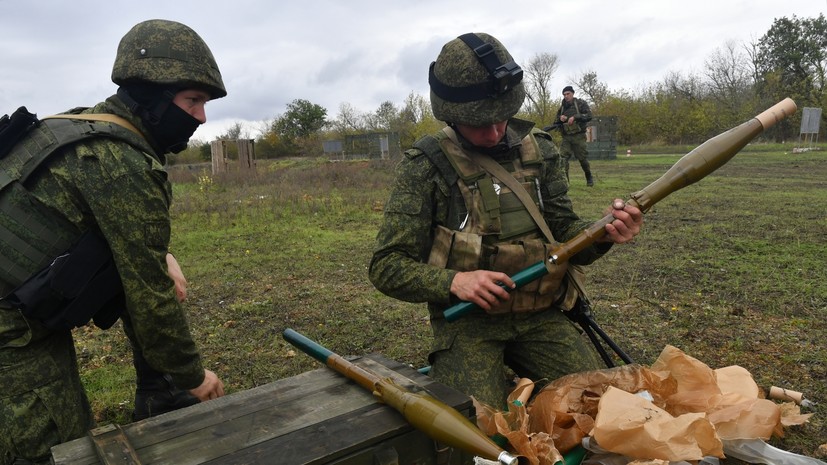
173 89 211 124
563 91 574 102
455 121 508 148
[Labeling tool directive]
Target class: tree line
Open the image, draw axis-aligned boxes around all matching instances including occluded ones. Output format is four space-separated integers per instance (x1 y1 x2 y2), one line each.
180 14 825 162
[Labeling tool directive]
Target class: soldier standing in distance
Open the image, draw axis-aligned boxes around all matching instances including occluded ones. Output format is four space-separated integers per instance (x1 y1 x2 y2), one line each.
369 33 642 409
555 85 594 186
0 19 226 464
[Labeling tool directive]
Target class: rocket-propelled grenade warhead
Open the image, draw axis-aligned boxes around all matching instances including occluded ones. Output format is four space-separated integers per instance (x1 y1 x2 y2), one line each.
443 98 797 322
282 328 525 465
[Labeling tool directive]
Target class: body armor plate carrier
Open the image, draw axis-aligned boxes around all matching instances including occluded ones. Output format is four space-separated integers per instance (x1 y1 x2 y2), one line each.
423 127 569 314
0 107 152 329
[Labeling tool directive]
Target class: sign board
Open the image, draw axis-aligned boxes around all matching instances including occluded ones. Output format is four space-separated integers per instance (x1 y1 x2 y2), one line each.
800 107 822 134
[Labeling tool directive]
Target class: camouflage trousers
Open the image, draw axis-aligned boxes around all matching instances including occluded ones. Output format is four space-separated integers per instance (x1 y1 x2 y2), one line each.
0 306 93 465
428 308 602 409
559 133 591 178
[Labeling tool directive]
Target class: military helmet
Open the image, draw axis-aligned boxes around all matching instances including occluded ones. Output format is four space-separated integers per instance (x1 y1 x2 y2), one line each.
429 33 524 126
112 19 227 99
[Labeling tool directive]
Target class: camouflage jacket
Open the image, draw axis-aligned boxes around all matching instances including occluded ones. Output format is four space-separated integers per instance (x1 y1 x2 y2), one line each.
555 97 592 134
369 118 609 317
2 95 204 389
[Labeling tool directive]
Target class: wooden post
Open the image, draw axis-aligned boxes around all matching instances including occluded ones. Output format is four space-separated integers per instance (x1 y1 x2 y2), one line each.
237 139 256 174
210 140 228 175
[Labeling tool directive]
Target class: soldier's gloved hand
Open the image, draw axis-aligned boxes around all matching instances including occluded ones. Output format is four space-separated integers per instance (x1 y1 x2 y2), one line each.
450 270 515 312
189 369 225 401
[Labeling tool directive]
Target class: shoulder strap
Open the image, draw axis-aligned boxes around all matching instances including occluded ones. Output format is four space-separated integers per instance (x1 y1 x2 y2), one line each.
1 115 151 190
43 113 144 138
413 131 459 186
439 127 486 182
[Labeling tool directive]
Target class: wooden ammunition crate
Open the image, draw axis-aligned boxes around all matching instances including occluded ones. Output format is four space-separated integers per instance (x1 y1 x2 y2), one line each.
51 354 475 465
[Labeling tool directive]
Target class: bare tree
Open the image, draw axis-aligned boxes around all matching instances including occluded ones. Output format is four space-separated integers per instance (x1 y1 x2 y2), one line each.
399 91 430 124
573 70 610 108
522 52 559 125
366 101 398 131
704 40 753 118
662 70 705 102
219 121 250 140
742 35 762 87
331 102 366 134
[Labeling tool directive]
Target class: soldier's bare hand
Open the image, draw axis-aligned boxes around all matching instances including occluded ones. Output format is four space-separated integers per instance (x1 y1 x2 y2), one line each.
166 253 188 302
189 369 224 401
601 199 643 243
450 270 515 312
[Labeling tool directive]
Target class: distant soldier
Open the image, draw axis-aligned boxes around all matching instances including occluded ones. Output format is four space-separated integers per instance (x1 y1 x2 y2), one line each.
555 85 594 186
0 20 227 464
369 33 642 409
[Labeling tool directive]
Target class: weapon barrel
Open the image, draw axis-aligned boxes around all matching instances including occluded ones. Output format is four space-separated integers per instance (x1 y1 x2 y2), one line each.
282 328 524 465
443 98 797 321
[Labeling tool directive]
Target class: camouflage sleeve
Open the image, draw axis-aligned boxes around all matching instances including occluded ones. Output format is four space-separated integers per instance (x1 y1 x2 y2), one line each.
368 150 457 305
577 98 593 123
535 135 609 265
69 140 205 390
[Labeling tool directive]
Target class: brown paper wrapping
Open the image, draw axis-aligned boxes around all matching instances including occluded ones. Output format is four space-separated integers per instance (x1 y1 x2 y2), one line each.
592 386 723 460
473 345 812 465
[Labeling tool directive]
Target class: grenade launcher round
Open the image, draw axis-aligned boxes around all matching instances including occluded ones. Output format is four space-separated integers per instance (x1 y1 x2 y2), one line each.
444 98 798 322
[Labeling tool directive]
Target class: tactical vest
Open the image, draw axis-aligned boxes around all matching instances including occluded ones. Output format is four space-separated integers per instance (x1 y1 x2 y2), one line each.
423 127 569 314
560 99 585 135
0 109 152 299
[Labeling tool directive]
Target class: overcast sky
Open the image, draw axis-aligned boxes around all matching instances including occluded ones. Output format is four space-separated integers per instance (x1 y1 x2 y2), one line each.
1 0 824 142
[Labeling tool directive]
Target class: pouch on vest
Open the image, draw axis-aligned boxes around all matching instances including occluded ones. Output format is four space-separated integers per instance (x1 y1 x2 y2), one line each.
4 230 125 330
563 121 581 135
0 107 38 159
428 225 483 270
487 239 567 313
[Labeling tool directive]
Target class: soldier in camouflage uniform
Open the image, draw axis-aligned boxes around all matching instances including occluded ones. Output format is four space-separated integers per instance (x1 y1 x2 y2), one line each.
0 20 226 464
555 85 594 186
369 33 642 409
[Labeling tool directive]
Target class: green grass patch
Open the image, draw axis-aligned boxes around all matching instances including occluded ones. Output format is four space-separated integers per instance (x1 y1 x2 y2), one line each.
74 150 826 459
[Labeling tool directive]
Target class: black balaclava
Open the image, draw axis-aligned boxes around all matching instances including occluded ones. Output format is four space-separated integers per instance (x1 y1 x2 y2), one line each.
117 83 201 154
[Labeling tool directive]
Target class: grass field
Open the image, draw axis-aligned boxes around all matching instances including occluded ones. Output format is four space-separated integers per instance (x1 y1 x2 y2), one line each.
75 144 827 460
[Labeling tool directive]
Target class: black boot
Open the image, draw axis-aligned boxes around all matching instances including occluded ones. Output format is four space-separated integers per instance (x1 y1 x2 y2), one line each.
133 373 200 421
585 171 594 187
131 346 199 421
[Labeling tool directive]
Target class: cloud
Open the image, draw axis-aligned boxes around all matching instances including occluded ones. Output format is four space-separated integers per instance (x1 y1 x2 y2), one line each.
1 0 824 141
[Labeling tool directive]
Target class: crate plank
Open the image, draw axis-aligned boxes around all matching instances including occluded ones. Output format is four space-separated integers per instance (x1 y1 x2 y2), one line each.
51 354 474 465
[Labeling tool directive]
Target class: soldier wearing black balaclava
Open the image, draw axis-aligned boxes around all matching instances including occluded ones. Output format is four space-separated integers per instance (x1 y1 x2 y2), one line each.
0 20 227 464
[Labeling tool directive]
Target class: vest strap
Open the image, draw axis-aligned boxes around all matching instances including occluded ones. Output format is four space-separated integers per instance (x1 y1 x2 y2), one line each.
467 151 556 244
43 113 144 138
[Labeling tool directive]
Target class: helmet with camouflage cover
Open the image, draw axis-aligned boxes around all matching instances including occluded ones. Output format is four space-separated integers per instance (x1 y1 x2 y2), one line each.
112 19 227 99
429 32 524 126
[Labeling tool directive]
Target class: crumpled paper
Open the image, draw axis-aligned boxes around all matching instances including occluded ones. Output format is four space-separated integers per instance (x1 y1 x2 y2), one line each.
473 345 813 465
